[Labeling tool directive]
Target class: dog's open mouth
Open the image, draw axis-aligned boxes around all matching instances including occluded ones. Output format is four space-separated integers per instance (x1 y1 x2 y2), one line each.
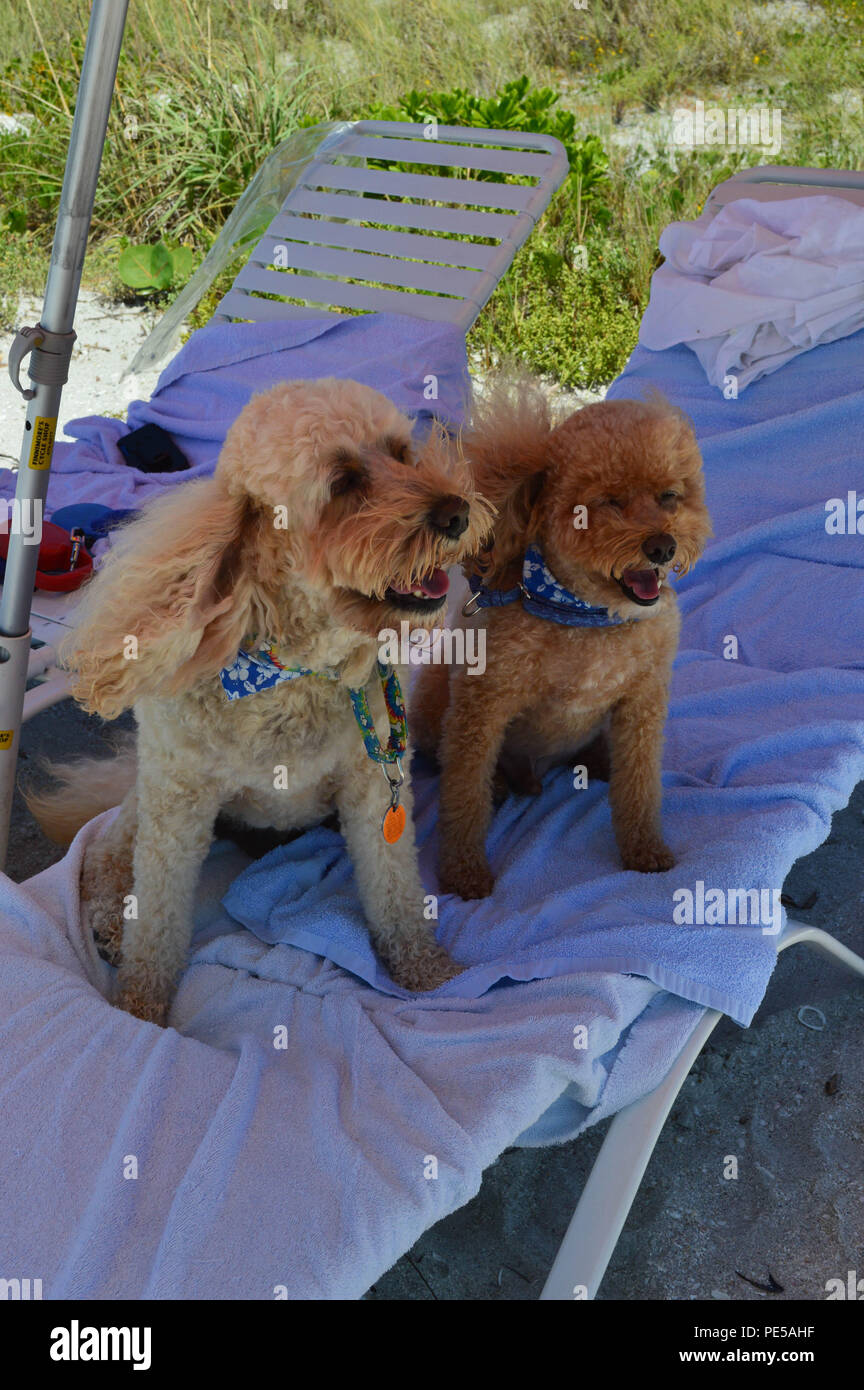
618 566 662 606
384 567 450 612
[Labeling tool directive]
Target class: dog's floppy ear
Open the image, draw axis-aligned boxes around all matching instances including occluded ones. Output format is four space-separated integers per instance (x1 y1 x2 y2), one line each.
461 372 553 576
60 477 256 718
476 466 546 577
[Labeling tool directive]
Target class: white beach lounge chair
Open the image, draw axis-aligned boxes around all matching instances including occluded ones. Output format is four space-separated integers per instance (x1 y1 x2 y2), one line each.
1 1 861 1300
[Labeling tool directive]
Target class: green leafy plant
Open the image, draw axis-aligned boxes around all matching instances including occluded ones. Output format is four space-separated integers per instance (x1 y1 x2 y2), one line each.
0 204 26 233
364 76 611 249
365 76 609 224
369 74 572 142
117 240 195 293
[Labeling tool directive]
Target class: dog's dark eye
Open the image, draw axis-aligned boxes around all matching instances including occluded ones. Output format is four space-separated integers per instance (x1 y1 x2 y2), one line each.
658 490 680 506
600 497 624 510
380 435 413 465
330 451 368 498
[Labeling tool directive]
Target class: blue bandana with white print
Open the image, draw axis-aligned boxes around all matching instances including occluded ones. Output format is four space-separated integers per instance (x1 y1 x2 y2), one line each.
219 642 340 701
468 543 628 628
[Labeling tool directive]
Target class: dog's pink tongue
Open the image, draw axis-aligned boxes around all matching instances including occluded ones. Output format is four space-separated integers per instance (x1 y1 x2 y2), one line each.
623 568 660 601
420 567 449 599
390 568 450 599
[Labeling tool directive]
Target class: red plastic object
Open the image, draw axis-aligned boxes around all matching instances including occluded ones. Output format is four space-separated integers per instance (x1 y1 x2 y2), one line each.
0 520 93 592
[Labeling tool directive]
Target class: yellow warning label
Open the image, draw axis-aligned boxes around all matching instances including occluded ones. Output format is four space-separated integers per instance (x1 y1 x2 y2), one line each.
0 730 14 750
28 415 57 470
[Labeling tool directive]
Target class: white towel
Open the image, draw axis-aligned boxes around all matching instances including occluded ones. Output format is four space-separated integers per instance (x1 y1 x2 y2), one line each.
639 194 864 391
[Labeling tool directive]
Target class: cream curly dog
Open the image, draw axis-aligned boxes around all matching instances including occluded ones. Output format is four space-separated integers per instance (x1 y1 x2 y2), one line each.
413 380 711 901
29 379 492 1024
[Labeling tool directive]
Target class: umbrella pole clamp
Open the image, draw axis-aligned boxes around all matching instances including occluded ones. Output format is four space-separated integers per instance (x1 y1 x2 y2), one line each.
8 325 78 400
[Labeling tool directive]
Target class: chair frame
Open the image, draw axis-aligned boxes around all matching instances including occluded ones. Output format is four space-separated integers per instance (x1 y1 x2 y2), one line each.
540 919 864 1299
215 119 569 330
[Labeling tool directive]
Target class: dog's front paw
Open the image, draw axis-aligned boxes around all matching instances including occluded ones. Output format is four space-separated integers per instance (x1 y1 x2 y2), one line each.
621 841 675 874
117 967 172 1026
439 849 495 901
93 920 124 968
117 988 169 1026
81 897 125 967
388 940 463 992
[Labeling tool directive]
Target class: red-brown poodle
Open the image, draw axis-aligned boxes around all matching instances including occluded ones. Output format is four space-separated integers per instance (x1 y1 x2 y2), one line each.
413 378 712 900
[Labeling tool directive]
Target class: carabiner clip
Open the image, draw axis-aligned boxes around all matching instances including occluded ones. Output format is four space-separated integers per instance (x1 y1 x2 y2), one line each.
380 757 404 796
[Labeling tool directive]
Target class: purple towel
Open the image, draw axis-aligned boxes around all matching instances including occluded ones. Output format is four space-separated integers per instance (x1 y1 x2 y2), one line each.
0 313 471 520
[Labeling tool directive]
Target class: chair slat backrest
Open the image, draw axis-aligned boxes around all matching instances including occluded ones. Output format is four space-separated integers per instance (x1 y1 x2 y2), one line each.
215 120 569 330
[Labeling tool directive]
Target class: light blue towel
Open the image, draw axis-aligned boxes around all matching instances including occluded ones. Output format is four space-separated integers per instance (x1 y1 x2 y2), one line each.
0 313 709 1301
0 820 703 1299
224 325 864 1028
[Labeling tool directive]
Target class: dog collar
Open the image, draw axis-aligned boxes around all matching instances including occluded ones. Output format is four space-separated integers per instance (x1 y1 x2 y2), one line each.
219 646 408 843
465 544 628 628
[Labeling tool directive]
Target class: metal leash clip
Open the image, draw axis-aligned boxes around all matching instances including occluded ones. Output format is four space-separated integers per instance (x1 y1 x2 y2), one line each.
381 756 404 802
380 758 406 844
463 581 527 617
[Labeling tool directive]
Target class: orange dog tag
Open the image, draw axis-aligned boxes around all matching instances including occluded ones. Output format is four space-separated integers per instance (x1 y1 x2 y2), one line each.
382 802 406 844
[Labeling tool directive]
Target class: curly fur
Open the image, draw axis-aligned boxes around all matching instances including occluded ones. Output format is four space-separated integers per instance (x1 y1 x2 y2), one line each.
412 380 712 900
28 378 493 1023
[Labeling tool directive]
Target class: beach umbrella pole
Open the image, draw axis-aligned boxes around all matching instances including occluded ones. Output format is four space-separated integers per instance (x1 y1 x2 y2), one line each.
0 0 128 868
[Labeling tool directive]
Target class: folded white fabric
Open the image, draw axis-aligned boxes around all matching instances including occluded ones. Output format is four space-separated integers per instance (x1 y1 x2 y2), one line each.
639 194 864 391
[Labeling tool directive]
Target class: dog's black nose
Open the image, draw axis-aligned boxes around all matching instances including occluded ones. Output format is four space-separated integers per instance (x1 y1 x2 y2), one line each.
428 496 470 539
642 532 676 565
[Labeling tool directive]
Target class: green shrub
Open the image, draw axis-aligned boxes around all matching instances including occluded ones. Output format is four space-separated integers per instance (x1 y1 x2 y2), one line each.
364 75 611 239
470 231 640 390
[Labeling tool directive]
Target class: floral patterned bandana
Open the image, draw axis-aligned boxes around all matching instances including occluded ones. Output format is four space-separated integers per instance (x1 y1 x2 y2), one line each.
219 641 339 702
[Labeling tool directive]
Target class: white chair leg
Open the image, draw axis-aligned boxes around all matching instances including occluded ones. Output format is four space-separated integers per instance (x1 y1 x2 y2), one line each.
541 917 864 1301
540 1006 722 1301
779 917 864 979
